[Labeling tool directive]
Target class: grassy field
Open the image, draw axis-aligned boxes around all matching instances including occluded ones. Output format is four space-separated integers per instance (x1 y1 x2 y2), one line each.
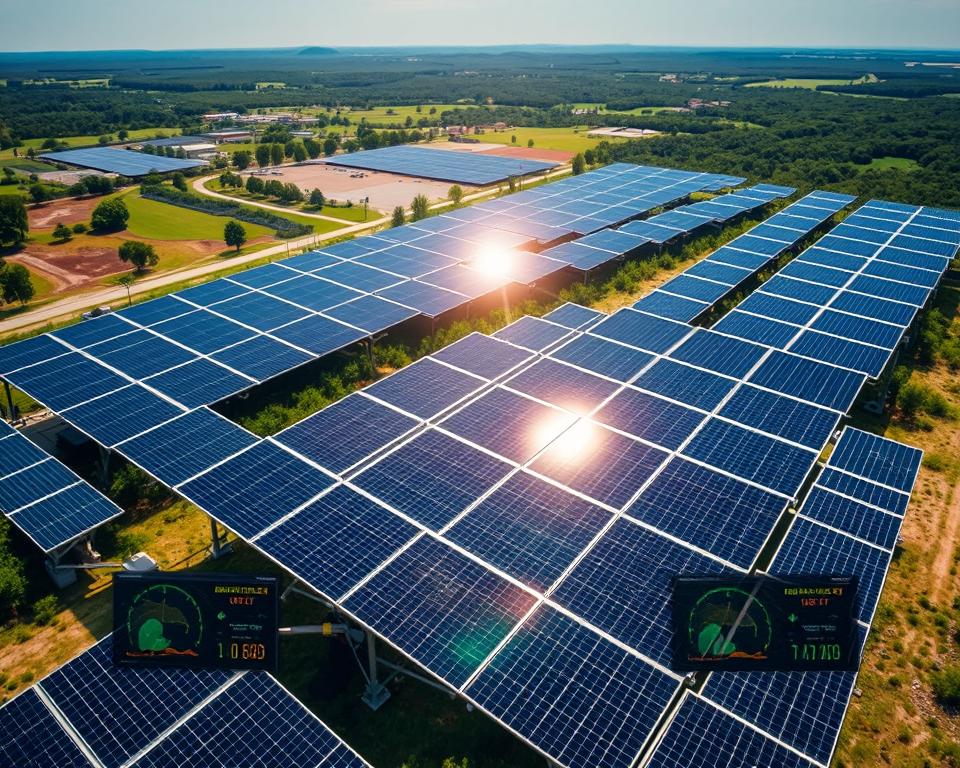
746 74 880 90
865 156 921 172
469 126 630 153
570 102 684 115
0 127 181 161
203 178 379 222
122 191 274 241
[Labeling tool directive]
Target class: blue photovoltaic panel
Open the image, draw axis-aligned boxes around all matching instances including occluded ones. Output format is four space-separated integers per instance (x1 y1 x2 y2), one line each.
262 275 363 311
739 292 819 326
446 471 611 592
40 147 202 175
682 418 816 497
10 482 123 552
117 295 195 327
798 247 868 273
432 332 533 380
377 280 468 317
150 310 256 354
748 351 866 412
550 334 653 383
439 386 576 464
354 428 512 531
828 291 917 326
228 263 299 289
811 310 904 349
5 353 128 412
38 636 233 768
280 249 343 273
712 311 800 348
829 427 923 492
817 467 910 516
317 260 406 292
85 331 197 380
531 422 668 509
505 358 620 416
708 247 770 271
212 292 311 332
0 689 90 768
365 358 485 419
344 536 537 688
594 387 705 451
493 316 571 352
0 432 47 475
669 329 767 379
659 275 729 304
627 457 788 568
324 144 557 185
542 303 606 331
889 234 957 258
864 260 941 288
276 393 419 474
847 274 930 306
270 314 367 357
789 331 891 378
420 265 509 299
0 460 77 512
62 385 185 447
143 358 252 409
51 314 138 349
211 336 314 382
817 235 879 258
799 487 903 550
874 245 950 274
634 359 735 411
831 224 889 244
0 334 71 375
553 518 732 664
324 295 419 333
256 485 418 600
646 695 819 768
179 441 334 539
131 674 368 768
590 309 691 354
780 261 853 288
771 517 892 625
632 291 709 323
118 408 259 487
718 385 839 450
685 260 752 286
466 605 680 768
725 234 785 257
174 278 250 307
762 275 837 306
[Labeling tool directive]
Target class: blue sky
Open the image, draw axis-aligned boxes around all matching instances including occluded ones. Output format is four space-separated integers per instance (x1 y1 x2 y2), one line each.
5 0 959 51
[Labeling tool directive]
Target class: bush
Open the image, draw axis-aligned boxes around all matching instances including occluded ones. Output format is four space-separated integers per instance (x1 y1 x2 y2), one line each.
32 595 59 626
52 222 72 241
72 222 88 234
91 197 129 232
931 665 960 707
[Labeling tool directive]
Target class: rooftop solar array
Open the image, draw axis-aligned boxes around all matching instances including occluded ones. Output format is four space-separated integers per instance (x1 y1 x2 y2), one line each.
38 147 204 176
635 190 855 322
0 425 122 552
713 199 960 377
0 635 370 768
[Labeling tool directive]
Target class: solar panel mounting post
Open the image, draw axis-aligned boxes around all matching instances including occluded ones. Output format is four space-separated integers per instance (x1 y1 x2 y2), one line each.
3 379 16 423
361 629 391 711
209 518 231 559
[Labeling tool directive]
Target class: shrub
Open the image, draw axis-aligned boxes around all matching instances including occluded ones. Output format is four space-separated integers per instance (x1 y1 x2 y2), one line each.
91 197 129 232
32 595 59 626
931 665 960 707
72 222 87 234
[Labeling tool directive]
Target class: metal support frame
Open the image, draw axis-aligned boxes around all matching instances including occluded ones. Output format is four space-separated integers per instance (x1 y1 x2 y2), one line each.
98 445 111 490
360 630 391 710
208 518 232 559
3 379 17 424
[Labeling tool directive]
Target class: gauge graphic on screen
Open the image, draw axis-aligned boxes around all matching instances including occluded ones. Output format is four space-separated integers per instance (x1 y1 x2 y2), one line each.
125 583 204 659
686 586 774 662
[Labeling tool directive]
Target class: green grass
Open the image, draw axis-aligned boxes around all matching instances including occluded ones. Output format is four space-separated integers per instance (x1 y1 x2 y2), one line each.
468 126 625 153
865 156 921 172
202 179 361 227
0 158 54 173
569 102 684 115
122 191 274 241
0 127 181 161
746 78 857 89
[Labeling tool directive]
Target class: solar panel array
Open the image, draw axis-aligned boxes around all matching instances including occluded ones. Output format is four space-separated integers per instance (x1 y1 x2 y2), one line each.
322 144 558 185
713 200 960 377
38 147 204 176
0 635 370 768
0 422 122 551
0 164 738 457
635 190 856 322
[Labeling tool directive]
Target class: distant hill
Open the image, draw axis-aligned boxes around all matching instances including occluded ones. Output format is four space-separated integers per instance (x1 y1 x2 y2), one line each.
298 47 339 56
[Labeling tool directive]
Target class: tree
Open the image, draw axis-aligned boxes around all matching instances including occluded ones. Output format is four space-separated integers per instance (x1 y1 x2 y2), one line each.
72 222 87 234
255 144 271 168
270 143 284 166
0 517 26 618
0 264 35 304
264 179 284 198
279 182 304 203
117 129 129 141
448 184 464 206
245 175 265 194
171 172 187 192
53 222 72 242
224 220 247 252
391 206 405 227
232 151 251 170
98 135 110 145
511 134 517 144
116 274 135 307
323 136 340 156
583 148 596 165
410 194 430 221
118 240 158 273
91 198 129 232
527 138 534 147
0 197 28 245
571 152 586 175
303 138 322 159
28 183 50 204
1 167 15 184
309 188 325 208
292 142 307 162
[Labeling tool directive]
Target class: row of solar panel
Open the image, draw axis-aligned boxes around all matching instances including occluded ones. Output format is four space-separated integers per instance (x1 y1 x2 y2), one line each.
635 190 856 323
542 183 796 271
0 636 369 768
714 200 960 377
0 425 122 552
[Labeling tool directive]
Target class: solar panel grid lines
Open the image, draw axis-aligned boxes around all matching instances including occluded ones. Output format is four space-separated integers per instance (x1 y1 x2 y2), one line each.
828 426 924 493
0 687 94 768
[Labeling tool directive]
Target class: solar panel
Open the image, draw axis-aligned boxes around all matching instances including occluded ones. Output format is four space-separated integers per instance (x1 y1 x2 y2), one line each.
711 311 801 348
0 459 77 512
276 393 419 475
685 260 752 286
118 407 259 486
178 441 334 539
788 330 892 378
634 359 735 411
52 314 139 349
659 274 730 304
747 351 866 412
0 689 90 767
446 471 612 592
632 291 710 323
174 278 250 307
262 274 364 311
0 334 71 375
492 316 572 352
40 147 203 175
810 310 904 349
590 309 692 354
5 353 129 411
543 303 606 331
550 333 654 382
505 358 621 415
151 310 257 354
816 467 911 516
762 275 837 306
211 336 314 381
317 260 407 292
255 484 418 600
143 358 252 409
10 481 124 552
798 486 903 550
0 431 47 475
281 249 344 273
62 385 185 447
828 427 923 492
323 295 418 333
431 332 533 380
377 280 468 317
717 385 840 450
668 329 767 379
847 274 930 306
364 358 486 419
739 292 819 326
627 457 789 568
594 387 705 451
465 605 680 768
343 536 538 688
213 292 311 332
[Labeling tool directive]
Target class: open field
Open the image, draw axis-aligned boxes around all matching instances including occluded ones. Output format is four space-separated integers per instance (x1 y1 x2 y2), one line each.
570 102 687 115
865 156 921 171
0 127 181 161
746 74 880 90
204 177 381 221
467 126 630 153
121 191 274 241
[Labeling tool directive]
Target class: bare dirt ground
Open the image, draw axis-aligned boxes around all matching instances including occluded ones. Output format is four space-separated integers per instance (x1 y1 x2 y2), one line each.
484 145 575 163
28 196 102 228
257 163 465 209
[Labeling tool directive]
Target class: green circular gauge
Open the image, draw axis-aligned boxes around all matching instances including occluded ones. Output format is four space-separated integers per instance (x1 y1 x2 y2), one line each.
126 583 204 658
687 586 773 661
